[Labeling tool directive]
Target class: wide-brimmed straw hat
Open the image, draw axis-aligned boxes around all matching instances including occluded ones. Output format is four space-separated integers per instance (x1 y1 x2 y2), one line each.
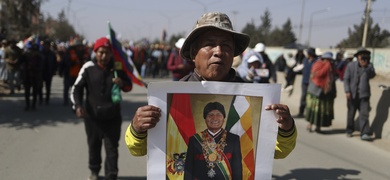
180 12 250 60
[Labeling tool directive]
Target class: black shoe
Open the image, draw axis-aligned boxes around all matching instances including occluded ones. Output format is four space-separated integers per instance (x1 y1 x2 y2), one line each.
346 132 353 137
315 128 322 134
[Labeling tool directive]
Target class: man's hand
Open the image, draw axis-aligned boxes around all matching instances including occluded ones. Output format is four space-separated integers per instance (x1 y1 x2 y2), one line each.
76 107 85 118
132 105 161 133
265 104 294 131
346 92 351 100
113 77 123 88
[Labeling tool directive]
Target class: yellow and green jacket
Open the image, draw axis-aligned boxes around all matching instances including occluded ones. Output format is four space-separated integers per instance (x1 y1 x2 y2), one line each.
125 71 297 159
125 122 297 159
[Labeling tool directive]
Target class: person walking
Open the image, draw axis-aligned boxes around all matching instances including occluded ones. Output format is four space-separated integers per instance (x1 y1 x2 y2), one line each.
71 37 132 180
125 12 296 160
305 52 336 133
3 40 22 95
0 39 8 82
166 38 194 81
343 48 376 141
59 38 89 105
20 43 43 111
294 48 318 118
39 40 57 105
283 48 306 94
335 52 354 81
253 43 277 83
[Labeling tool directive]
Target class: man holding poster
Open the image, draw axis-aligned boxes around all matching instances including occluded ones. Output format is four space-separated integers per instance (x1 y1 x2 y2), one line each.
125 12 297 178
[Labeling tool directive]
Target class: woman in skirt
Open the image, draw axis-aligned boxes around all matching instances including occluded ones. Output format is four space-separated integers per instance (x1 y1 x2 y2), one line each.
306 52 337 133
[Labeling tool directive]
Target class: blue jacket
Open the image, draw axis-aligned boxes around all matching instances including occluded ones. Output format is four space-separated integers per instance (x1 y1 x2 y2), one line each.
302 57 318 84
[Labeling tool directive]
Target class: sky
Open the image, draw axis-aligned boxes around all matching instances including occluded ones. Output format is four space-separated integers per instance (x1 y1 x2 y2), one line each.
40 0 390 48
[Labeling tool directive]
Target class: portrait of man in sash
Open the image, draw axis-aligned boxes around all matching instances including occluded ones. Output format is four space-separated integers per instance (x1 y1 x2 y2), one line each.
165 93 261 180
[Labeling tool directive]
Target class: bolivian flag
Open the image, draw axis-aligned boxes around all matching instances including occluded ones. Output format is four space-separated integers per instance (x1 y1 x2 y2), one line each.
166 94 196 179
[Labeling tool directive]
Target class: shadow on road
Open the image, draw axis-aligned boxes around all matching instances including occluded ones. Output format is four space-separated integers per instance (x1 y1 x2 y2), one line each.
317 128 346 135
371 88 390 139
272 168 361 180
117 176 146 180
0 95 147 129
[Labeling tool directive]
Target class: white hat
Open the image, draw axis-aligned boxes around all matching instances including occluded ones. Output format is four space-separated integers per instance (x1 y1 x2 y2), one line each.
247 55 261 63
315 48 323 56
254 43 265 52
16 41 24 49
175 38 185 49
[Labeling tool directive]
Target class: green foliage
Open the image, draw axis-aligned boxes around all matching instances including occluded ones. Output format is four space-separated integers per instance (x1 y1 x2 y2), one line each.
0 0 44 39
242 21 259 48
242 10 297 48
51 10 77 42
269 18 297 46
0 0 80 42
336 18 390 48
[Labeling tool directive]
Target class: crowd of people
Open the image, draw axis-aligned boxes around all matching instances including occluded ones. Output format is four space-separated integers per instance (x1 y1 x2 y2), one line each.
0 11 378 180
0 36 197 108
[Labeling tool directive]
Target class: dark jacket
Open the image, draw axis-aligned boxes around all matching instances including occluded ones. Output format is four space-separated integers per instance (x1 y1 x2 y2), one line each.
259 52 277 83
71 58 132 121
184 129 242 180
41 49 58 80
20 49 43 84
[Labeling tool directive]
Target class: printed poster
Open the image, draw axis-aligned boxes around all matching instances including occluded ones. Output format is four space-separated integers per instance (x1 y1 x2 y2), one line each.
147 81 281 179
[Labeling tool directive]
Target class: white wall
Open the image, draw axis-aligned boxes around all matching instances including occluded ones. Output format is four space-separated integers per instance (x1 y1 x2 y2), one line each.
265 47 390 79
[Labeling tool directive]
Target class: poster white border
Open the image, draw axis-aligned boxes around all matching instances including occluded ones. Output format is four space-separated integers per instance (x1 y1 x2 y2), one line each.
147 81 281 179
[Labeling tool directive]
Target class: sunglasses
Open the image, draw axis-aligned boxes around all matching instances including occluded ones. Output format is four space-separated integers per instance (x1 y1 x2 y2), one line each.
360 54 370 61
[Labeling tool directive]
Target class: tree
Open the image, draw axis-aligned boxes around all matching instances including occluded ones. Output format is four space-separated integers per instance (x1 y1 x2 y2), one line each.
241 20 259 48
269 18 297 46
258 9 272 44
336 17 390 48
51 9 77 42
0 0 45 39
242 10 298 48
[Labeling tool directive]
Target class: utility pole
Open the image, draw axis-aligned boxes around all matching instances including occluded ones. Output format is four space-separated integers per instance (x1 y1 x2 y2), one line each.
298 0 305 44
231 11 238 30
308 8 329 47
362 0 371 47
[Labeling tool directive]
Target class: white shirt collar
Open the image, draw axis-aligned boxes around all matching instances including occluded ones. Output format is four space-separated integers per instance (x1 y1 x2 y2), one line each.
207 129 222 136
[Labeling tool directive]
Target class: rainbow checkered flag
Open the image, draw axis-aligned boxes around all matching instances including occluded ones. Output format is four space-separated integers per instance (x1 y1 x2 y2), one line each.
226 95 255 180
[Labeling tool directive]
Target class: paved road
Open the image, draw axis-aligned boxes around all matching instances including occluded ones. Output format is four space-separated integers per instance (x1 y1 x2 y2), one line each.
1 75 389 180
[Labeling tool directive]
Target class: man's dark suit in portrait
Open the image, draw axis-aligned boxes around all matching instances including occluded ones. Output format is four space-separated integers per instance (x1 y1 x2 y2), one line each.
184 102 242 180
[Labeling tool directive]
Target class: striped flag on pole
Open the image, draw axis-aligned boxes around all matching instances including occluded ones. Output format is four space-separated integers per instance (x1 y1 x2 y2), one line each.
108 22 145 87
166 94 196 179
226 95 255 180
